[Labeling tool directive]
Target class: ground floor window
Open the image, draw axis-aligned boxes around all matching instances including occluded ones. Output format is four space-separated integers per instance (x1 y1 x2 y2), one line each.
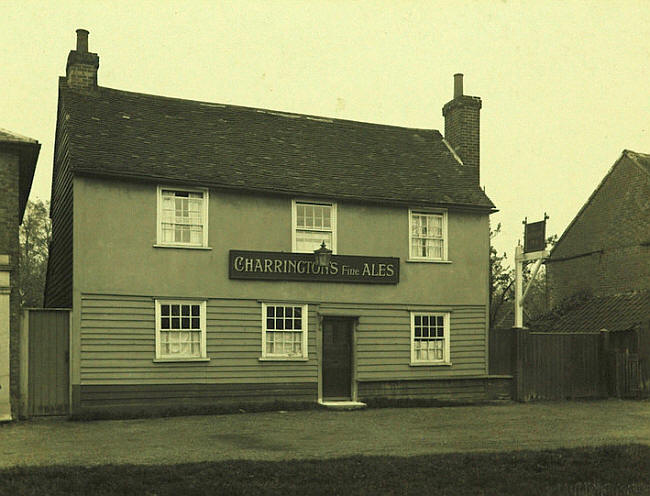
262 303 308 359
155 300 207 360
410 312 450 365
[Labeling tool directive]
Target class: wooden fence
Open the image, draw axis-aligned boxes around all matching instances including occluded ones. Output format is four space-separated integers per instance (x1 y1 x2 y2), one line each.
488 327 514 375
512 329 605 401
490 327 645 401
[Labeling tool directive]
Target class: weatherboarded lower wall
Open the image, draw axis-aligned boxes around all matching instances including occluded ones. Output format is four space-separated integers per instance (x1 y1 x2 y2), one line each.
74 293 492 413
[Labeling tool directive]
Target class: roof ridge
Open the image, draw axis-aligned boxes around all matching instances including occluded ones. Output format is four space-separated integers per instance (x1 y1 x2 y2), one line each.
550 150 640 258
61 82 443 134
623 149 650 176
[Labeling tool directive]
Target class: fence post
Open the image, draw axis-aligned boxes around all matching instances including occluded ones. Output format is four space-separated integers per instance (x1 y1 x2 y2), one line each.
599 330 610 397
512 327 529 402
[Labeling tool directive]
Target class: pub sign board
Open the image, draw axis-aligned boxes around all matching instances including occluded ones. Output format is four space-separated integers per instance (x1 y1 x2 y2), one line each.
229 250 399 284
524 220 547 253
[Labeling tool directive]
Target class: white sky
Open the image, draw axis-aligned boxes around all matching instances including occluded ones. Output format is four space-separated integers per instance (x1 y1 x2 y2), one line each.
2 1 649 262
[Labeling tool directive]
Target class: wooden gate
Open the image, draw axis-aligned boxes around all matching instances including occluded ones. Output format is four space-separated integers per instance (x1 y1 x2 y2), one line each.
25 309 70 416
610 350 641 398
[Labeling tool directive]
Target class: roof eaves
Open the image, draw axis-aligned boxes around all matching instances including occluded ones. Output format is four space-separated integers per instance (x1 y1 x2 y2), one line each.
71 168 496 211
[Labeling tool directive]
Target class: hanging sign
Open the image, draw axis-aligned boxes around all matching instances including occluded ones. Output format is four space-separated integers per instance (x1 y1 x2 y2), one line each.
229 250 399 284
524 218 547 253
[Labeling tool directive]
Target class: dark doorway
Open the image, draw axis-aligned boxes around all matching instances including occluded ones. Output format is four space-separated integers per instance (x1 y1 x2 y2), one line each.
322 318 354 400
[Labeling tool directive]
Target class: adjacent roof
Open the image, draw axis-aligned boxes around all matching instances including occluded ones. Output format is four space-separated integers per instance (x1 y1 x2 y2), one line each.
0 128 40 222
626 149 650 176
0 128 39 145
550 149 649 259
59 81 495 209
532 291 650 333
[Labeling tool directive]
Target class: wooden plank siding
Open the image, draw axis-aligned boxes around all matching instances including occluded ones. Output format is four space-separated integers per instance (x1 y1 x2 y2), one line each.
44 98 74 308
80 294 319 384
319 302 487 381
77 294 492 412
80 295 486 385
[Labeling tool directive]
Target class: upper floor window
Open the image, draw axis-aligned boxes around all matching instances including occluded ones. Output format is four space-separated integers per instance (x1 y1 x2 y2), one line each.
292 200 337 253
157 186 209 248
409 209 447 261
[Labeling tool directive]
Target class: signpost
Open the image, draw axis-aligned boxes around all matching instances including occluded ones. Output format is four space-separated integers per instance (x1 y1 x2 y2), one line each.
515 214 550 328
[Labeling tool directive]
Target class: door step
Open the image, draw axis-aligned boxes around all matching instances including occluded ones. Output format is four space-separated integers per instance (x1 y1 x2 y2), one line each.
318 400 367 410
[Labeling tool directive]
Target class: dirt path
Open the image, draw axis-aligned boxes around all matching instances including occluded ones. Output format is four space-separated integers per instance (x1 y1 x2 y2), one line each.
1 400 648 467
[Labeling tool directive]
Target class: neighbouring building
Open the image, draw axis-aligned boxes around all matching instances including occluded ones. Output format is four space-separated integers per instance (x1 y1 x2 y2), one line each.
45 29 506 417
0 128 40 420
547 150 650 304
544 150 650 394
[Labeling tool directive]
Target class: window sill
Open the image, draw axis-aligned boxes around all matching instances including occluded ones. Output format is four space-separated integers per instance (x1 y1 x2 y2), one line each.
258 357 309 362
153 357 211 363
409 361 452 367
406 259 452 264
153 244 212 250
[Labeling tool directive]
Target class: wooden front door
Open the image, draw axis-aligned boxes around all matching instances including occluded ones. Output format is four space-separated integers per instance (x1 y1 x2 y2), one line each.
322 318 353 400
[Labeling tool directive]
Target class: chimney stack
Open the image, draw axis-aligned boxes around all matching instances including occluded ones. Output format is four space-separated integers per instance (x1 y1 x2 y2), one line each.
66 29 99 91
442 74 482 182
76 29 89 52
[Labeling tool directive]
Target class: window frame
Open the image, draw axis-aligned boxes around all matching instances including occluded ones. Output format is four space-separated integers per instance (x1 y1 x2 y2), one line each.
260 302 309 361
156 185 210 249
154 299 208 362
408 209 448 262
410 311 451 366
291 199 337 254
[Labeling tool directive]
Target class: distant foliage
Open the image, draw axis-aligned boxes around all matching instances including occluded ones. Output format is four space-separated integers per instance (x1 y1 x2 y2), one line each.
19 200 51 308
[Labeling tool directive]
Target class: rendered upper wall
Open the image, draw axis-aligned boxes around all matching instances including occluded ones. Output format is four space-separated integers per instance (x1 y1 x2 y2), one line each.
73 176 490 306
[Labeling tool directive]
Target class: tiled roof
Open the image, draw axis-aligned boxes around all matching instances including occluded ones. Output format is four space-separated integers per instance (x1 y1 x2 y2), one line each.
549 149 649 259
532 291 650 333
0 128 40 222
626 149 650 176
0 128 39 144
59 81 495 209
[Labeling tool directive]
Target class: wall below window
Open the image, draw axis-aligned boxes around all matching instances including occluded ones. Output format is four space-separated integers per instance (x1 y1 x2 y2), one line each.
72 382 318 417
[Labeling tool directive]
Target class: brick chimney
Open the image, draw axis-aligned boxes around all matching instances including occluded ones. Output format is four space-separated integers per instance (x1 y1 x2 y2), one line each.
442 74 482 182
66 29 99 91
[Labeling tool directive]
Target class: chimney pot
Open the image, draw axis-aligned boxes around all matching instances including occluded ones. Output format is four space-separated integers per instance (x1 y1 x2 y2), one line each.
76 29 89 53
453 73 464 98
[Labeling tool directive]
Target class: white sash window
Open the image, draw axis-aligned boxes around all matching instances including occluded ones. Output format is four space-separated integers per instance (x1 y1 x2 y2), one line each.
157 187 209 248
409 210 447 261
155 300 207 360
292 200 337 253
410 312 450 365
261 303 309 360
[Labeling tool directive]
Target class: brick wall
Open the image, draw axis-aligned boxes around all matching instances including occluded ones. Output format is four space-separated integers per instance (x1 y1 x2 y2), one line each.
65 50 98 91
0 150 21 417
547 154 650 306
442 96 482 182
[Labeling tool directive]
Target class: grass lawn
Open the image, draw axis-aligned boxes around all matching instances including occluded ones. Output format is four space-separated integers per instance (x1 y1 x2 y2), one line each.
1 444 648 495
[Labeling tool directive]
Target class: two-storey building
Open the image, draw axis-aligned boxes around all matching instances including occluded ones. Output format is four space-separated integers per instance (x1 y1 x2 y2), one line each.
46 30 505 416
